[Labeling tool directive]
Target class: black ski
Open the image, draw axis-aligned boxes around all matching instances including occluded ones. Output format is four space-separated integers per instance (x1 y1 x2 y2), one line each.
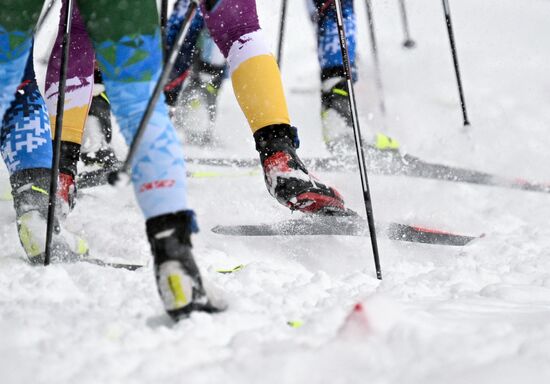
77 166 258 189
77 162 123 189
211 216 479 246
77 148 550 195
82 258 145 270
187 147 550 195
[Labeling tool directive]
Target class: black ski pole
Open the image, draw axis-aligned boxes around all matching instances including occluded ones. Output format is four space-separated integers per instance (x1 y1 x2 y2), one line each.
365 0 387 118
108 0 199 185
441 0 470 126
160 0 169 63
45 0 74 266
335 0 382 280
398 0 415 48
276 0 288 68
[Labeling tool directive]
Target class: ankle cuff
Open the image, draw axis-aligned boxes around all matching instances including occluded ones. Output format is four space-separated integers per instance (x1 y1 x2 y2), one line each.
146 210 198 246
253 124 300 153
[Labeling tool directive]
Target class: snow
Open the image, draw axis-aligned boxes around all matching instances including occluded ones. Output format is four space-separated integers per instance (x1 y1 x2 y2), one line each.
2 0 550 383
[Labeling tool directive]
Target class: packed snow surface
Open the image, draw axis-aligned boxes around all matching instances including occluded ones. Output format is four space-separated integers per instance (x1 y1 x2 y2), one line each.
2 0 550 383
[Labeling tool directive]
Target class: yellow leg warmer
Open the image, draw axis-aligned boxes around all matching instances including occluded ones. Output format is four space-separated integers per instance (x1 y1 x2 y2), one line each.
50 104 90 144
231 55 290 133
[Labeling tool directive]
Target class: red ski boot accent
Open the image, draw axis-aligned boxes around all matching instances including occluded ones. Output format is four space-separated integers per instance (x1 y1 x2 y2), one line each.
255 124 349 215
57 172 76 216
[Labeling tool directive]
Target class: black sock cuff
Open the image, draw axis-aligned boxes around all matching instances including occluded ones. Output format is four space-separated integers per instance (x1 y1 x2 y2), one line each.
59 141 80 178
253 124 300 153
146 210 198 246
10 168 50 191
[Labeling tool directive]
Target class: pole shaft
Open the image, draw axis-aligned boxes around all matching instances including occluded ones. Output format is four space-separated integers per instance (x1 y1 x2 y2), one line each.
160 0 169 63
365 0 386 117
45 0 74 266
442 0 470 126
335 0 382 279
398 0 415 47
276 0 288 68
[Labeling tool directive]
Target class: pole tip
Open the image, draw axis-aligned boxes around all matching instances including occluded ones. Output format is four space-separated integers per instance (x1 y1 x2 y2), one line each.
377 271 383 280
403 40 416 49
107 170 121 186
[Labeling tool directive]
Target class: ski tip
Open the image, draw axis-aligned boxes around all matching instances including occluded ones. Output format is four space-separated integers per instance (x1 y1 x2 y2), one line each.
216 264 245 274
287 320 304 328
84 258 145 271
387 223 480 246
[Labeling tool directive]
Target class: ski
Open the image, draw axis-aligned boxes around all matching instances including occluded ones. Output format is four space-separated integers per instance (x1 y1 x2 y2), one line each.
77 161 123 189
77 148 550 195
82 258 145 270
187 147 550 194
216 264 245 274
211 215 479 246
77 167 260 189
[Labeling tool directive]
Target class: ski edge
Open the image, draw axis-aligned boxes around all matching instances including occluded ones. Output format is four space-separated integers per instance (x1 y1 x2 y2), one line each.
211 221 482 247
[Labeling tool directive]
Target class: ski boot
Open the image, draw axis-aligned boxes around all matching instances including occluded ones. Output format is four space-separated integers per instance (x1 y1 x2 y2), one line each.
321 77 355 154
58 141 80 218
321 77 400 154
146 211 219 321
80 81 119 170
11 168 88 265
254 124 347 215
172 62 225 146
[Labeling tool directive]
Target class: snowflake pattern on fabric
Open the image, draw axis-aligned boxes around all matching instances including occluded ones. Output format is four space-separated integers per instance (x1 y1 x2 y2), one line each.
94 31 189 218
0 29 33 120
316 0 356 71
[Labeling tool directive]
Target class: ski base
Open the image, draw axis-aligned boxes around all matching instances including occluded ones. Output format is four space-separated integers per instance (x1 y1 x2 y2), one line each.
186 146 550 195
82 258 145 270
212 216 479 246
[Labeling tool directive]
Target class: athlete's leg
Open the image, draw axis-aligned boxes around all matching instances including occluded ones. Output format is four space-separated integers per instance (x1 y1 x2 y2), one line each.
78 0 190 219
5 52 89 262
78 0 212 319
201 0 347 214
313 0 357 82
45 0 94 148
201 0 289 132
311 0 361 153
165 2 206 106
0 0 42 119
43 1 96 214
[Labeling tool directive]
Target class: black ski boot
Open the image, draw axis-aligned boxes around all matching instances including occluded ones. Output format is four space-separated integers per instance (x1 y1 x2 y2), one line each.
80 68 119 170
321 77 355 154
11 168 88 264
172 60 225 146
321 77 400 154
254 124 347 215
146 211 219 320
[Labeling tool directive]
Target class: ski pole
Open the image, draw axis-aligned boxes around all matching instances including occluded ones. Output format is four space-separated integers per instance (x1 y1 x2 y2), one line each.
365 0 387 118
160 0 169 63
108 0 199 185
276 0 288 68
335 0 382 280
398 0 415 48
45 0 74 266
441 0 470 126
